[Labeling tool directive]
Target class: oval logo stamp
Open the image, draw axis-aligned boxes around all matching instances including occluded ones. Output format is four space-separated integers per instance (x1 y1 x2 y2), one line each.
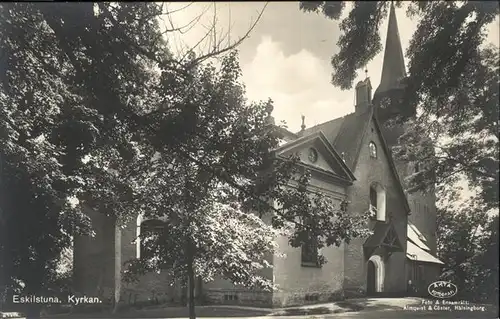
428 281 458 299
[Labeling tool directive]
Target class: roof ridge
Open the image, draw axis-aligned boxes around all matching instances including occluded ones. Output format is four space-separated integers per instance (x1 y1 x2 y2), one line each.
349 108 375 170
299 111 353 134
332 108 372 144
371 113 412 215
332 116 350 145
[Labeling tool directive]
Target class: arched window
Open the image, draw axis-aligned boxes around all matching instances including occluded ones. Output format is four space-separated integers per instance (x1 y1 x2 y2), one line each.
369 183 386 221
136 215 165 259
370 187 377 211
369 142 377 159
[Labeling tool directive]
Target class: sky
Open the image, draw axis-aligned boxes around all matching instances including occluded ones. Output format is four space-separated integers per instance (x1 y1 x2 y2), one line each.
164 2 499 133
163 2 499 206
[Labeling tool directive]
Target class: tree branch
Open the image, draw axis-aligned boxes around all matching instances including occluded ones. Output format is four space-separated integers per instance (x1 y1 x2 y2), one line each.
188 2 269 66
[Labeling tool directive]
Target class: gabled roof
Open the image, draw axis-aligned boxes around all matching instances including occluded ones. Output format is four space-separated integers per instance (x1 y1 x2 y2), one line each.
273 130 356 184
277 126 298 141
406 222 443 265
407 221 431 251
300 109 373 171
407 241 444 265
364 221 404 256
298 108 411 215
371 113 412 215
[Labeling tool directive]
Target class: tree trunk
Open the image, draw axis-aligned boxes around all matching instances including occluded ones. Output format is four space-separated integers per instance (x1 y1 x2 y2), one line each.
187 257 196 319
112 297 119 315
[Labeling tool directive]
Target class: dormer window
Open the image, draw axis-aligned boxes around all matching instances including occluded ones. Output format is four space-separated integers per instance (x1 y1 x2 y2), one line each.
369 142 377 159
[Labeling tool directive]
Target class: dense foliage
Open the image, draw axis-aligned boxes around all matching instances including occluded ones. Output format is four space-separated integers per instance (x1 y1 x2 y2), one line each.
437 200 499 304
300 1 499 209
301 1 499 306
0 3 371 318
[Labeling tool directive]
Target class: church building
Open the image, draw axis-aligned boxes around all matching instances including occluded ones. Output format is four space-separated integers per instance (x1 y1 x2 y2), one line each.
72 3 443 308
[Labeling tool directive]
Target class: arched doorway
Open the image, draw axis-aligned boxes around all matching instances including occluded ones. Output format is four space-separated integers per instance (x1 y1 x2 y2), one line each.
367 255 385 294
367 260 376 294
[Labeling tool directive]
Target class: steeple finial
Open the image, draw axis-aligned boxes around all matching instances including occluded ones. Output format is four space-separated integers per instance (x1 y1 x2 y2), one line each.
301 115 306 132
374 2 406 98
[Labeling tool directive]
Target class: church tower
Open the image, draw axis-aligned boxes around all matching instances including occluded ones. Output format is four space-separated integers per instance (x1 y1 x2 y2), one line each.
372 2 415 123
372 3 438 254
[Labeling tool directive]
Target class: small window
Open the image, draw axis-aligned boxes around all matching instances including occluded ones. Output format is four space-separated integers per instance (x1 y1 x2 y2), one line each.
301 236 319 266
369 142 377 158
369 183 386 222
370 187 377 208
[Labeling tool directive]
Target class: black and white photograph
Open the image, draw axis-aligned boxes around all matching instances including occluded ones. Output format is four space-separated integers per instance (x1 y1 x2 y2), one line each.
0 2 498 319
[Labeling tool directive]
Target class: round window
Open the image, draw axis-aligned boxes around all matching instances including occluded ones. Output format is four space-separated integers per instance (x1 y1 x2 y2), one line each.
308 148 318 163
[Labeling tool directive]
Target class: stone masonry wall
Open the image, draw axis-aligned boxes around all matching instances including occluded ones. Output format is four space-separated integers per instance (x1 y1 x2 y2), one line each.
344 120 408 296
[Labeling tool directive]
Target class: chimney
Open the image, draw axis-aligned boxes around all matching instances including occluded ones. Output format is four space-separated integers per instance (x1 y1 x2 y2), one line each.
355 77 373 112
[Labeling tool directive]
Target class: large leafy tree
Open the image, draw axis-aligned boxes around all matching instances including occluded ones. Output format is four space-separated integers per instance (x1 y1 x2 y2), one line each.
299 1 499 209
123 52 370 319
1 3 370 319
437 199 499 304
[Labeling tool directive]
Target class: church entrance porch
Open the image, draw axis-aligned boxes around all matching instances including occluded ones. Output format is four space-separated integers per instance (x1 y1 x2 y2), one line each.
366 254 385 295
367 260 376 294
363 221 404 296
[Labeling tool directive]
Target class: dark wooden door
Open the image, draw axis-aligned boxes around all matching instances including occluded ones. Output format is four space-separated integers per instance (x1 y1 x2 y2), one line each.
367 261 376 295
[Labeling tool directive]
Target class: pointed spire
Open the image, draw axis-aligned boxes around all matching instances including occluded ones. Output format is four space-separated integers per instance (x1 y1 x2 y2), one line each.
301 115 306 132
374 2 407 98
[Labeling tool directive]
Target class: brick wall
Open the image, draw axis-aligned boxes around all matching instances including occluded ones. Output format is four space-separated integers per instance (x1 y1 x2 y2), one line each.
384 251 407 292
385 127 438 255
407 189 437 253
406 260 440 297
344 119 408 294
